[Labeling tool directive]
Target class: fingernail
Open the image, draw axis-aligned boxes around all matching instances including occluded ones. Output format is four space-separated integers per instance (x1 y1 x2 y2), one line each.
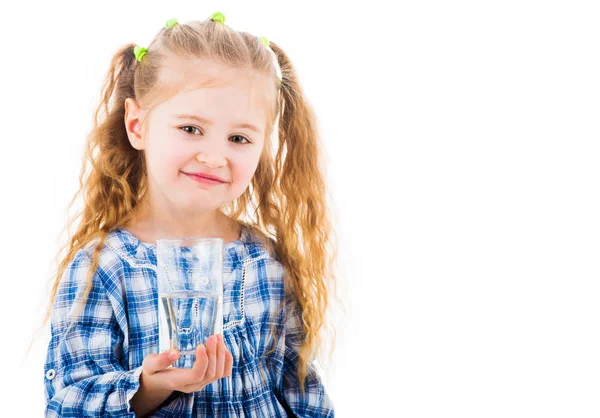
217 334 224 343
169 349 178 360
198 344 205 353
209 335 216 343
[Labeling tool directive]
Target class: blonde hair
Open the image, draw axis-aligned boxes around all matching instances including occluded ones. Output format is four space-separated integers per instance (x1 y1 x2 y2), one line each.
43 17 338 390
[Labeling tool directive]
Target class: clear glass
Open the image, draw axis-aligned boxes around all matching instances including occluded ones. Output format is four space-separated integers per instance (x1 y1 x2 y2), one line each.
157 237 223 368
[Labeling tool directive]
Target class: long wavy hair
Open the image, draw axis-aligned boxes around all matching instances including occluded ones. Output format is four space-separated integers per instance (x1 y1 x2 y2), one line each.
42 17 338 389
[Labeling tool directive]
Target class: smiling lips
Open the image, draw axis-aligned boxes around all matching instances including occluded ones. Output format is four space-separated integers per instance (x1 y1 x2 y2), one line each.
182 171 227 185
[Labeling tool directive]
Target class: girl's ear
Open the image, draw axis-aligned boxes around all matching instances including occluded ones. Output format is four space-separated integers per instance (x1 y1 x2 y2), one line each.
124 98 146 150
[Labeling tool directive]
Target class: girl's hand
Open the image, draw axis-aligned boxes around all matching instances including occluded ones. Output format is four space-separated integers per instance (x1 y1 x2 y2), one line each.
141 334 233 394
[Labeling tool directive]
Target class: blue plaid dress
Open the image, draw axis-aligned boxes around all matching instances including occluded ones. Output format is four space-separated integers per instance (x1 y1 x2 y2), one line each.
44 225 334 417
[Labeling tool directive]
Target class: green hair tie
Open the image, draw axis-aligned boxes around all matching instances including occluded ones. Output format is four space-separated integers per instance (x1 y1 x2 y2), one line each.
165 18 179 29
133 45 148 62
258 36 269 47
210 12 225 24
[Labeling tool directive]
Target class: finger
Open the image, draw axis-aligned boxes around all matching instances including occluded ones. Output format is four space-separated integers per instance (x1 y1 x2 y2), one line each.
224 349 234 377
143 349 180 374
179 339 231 393
159 345 207 390
155 367 198 391
215 335 226 378
204 335 218 381
191 343 209 381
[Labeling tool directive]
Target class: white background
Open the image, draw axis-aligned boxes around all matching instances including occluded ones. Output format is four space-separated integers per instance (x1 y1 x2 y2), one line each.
1 0 599 416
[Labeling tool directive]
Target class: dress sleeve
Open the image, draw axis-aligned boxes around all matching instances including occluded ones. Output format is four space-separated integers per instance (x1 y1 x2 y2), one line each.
280 296 336 418
44 250 143 417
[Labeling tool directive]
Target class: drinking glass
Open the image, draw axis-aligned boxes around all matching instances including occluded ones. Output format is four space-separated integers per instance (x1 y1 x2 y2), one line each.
157 237 223 368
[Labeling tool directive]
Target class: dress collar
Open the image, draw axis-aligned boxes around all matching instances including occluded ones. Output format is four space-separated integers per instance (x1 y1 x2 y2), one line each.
103 223 265 272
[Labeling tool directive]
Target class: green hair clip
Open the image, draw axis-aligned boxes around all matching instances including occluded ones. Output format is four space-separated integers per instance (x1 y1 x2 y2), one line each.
210 12 225 24
165 18 179 29
258 36 269 47
133 45 148 62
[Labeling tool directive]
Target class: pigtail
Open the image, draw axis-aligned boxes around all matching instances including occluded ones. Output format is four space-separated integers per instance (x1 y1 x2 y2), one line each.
263 42 337 392
43 43 144 328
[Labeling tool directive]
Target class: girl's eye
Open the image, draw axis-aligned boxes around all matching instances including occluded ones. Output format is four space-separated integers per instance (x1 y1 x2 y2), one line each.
181 126 250 144
230 135 250 144
181 126 201 135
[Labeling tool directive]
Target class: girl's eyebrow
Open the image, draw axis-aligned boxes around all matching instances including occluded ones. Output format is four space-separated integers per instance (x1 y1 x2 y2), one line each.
174 113 262 134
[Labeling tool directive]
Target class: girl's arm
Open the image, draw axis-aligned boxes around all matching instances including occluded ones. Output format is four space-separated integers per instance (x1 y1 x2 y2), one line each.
279 297 336 418
44 250 172 417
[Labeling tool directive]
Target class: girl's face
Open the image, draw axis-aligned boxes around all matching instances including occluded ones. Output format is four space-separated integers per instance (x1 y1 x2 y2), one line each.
125 61 273 214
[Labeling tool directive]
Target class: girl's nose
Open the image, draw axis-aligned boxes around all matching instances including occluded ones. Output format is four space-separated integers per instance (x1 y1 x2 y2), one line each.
195 149 227 169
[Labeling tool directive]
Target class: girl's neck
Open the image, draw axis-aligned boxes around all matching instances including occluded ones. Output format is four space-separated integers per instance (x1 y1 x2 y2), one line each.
124 200 241 245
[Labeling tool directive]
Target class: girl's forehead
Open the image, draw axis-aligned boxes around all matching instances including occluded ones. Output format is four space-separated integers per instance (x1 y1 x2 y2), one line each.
163 85 266 121
155 58 276 117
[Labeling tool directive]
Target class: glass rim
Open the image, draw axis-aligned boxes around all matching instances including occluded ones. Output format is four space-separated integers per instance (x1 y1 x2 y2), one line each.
156 237 224 244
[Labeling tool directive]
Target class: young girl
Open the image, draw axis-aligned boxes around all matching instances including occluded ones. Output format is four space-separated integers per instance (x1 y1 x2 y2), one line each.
43 12 337 417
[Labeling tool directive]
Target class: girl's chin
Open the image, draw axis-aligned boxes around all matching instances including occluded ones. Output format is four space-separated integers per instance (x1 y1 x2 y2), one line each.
175 197 223 213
